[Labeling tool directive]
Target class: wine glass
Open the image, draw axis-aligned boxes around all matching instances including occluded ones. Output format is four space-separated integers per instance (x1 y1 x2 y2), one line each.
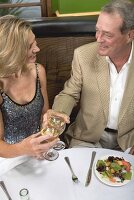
40 115 66 161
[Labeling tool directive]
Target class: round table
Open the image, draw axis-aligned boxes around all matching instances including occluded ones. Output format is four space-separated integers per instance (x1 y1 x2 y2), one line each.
0 147 134 200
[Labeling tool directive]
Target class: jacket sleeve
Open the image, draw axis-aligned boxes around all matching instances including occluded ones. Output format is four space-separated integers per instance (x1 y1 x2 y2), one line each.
52 48 82 116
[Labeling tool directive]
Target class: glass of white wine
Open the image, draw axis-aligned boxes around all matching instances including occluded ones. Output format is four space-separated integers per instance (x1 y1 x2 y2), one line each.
40 115 66 161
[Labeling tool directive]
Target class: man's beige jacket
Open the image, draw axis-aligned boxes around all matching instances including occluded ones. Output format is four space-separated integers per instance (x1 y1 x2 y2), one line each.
53 41 134 151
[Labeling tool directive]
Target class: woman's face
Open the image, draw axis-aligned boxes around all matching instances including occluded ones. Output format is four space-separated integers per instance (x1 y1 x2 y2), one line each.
27 31 40 64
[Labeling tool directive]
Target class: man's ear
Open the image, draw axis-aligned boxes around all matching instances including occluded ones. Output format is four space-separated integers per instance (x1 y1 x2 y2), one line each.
128 29 134 40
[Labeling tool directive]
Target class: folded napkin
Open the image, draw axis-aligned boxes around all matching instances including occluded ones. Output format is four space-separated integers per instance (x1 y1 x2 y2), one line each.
124 147 131 154
0 156 29 176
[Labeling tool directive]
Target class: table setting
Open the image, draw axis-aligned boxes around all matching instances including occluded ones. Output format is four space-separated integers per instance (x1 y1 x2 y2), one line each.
0 147 134 200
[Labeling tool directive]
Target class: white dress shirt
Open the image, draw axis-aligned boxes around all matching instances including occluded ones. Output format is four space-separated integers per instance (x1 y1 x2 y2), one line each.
106 43 133 130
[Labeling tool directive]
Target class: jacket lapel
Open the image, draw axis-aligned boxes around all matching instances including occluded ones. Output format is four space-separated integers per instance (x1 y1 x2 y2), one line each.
119 52 134 124
94 55 110 122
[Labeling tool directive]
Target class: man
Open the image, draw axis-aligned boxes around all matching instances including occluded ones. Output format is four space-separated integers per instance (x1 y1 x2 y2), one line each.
44 0 134 154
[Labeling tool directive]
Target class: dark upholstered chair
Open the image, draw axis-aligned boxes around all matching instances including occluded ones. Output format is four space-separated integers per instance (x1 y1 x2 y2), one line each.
31 16 97 122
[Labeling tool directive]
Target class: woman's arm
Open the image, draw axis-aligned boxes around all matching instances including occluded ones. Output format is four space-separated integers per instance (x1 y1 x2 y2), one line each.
0 96 58 158
0 123 58 159
37 63 49 125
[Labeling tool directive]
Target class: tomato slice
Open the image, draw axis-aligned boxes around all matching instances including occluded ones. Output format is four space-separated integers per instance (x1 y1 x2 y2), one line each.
122 160 131 172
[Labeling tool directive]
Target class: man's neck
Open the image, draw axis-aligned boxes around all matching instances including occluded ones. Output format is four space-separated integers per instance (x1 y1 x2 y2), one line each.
110 43 132 73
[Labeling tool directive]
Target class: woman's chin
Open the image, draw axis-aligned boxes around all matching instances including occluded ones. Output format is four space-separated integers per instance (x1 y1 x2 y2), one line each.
28 58 36 64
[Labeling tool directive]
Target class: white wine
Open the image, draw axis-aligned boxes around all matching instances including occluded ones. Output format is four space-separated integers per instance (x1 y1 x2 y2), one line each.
41 115 66 137
41 115 66 161
49 115 65 129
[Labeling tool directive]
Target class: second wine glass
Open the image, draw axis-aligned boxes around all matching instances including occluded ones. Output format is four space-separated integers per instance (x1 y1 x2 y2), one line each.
40 115 66 161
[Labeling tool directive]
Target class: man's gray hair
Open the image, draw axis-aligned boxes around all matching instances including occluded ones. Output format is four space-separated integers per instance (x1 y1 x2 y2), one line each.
101 0 134 33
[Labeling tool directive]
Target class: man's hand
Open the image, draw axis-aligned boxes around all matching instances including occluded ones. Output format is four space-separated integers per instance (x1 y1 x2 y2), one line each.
129 146 134 155
42 109 70 129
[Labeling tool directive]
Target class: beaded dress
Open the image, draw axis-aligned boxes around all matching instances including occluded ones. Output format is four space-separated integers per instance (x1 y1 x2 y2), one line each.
0 64 44 144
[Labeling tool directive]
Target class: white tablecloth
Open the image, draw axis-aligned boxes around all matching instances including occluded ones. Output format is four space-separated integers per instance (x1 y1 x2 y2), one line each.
0 148 134 200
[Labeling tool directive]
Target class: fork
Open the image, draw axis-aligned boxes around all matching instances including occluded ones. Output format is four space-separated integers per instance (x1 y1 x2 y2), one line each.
64 156 79 183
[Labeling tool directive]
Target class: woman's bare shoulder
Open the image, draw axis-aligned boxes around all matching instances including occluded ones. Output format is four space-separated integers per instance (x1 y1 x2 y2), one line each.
36 63 47 79
28 63 46 74
37 63 46 72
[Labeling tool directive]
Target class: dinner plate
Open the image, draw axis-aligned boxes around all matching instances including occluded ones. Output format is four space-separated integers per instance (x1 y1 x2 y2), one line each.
94 155 133 186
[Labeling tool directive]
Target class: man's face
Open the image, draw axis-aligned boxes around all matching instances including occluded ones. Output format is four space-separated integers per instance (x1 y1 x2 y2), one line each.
95 12 130 60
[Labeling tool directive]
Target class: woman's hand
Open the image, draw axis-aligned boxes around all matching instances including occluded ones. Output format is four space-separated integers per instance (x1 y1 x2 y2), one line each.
42 109 70 129
19 132 59 159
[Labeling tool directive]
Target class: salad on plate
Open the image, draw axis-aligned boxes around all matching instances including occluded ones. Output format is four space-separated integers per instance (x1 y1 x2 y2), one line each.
95 155 133 186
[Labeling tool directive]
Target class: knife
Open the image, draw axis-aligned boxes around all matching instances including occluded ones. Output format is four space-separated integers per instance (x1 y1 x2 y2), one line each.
85 151 96 186
0 181 12 200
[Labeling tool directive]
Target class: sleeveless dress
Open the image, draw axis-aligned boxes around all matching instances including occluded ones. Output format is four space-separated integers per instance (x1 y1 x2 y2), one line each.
0 63 44 144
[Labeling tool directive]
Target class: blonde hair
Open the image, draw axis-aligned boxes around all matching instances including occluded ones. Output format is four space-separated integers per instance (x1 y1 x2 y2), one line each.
0 15 32 77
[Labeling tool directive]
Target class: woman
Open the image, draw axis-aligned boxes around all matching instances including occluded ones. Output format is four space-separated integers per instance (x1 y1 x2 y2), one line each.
0 15 58 158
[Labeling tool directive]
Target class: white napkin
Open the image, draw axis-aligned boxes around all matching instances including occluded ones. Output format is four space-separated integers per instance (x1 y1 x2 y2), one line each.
0 156 29 176
124 147 131 154
0 185 9 200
